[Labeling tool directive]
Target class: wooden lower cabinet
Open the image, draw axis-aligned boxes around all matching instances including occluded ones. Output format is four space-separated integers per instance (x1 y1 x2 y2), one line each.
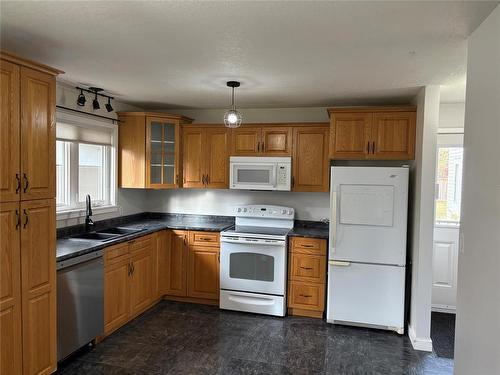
104 252 130 335
155 230 171 298
103 234 156 336
187 245 219 300
287 236 327 319
165 230 188 296
164 230 220 303
0 202 22 375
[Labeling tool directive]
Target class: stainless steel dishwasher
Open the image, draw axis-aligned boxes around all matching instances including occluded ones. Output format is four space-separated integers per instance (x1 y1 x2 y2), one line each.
57 250 104 361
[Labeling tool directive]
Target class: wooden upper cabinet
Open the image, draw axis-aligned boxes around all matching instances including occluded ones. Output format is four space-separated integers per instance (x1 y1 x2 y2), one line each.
231 127 261 156
165 230 188 297
20 67 56 201
292 126 329 192
231 125 293 156
204 128 229 188
0 60 20 203
328 106 416 160
20 198 56 375
329 112 372 159
182 126 229 189
182 127 205 188
371 112 416 160
261 127 292 156
118 112 193 189
0 202 22 375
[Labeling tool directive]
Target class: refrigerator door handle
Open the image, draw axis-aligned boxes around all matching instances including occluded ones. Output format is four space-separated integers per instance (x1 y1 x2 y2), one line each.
330 191 337 253
329 260 351 266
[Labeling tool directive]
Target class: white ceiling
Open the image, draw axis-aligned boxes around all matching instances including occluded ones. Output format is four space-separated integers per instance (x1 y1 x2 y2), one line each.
1 1 497 109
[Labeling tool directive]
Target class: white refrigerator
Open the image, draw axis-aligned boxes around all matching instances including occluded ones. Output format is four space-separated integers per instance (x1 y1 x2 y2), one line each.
326 166 409 334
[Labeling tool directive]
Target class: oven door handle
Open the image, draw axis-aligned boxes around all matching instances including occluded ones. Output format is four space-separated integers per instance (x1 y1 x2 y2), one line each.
221 238 285 246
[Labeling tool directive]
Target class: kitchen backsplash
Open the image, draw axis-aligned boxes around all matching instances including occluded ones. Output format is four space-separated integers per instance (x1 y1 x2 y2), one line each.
140 189 330 221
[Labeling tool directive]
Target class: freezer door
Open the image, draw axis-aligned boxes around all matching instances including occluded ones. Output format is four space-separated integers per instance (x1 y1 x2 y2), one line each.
329 167 408 265
326 261 405 332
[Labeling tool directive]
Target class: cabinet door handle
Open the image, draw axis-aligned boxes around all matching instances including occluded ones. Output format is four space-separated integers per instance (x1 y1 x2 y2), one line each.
176 174 179 186
23 209 29 229
299 294 312 298
257 142 260 152
15 210 20 230
261 142 265 151
183 237 187 246
15 174 21 194
22 173 29 193
372 141 375 154
291 176 295 188
128 263 132 276
131 263 135 274
367 141 370 154
299 266 313 270
206 174 210 185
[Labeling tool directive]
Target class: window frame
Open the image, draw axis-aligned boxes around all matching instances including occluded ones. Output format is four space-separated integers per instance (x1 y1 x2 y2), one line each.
55 110 119 220
434 131 464 228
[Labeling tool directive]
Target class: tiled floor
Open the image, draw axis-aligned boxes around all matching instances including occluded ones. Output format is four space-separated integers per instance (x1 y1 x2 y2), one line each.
58 301 454 375
430 312 455 359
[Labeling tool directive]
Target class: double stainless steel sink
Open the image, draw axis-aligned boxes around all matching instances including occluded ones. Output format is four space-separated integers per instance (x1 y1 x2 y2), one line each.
70 227 146 242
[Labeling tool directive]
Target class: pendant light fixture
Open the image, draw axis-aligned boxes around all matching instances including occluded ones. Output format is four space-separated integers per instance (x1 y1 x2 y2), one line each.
223 81 242 128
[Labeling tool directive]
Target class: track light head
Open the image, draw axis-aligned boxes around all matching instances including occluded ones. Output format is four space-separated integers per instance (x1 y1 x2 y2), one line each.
89 87 103 110
105 97 113 112
77 89 86 106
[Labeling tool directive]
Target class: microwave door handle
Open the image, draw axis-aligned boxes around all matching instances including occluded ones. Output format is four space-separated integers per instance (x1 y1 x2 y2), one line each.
272 165 277 188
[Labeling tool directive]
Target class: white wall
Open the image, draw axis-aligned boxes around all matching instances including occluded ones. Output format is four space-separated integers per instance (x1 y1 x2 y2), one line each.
141 188 330 221
455 5 500 375
56 81 147 227
164 107 330 123
408 85 440 351
438 103 465 129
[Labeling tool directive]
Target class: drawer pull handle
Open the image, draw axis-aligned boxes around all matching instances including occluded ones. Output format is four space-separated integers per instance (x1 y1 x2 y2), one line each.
199 237 211 241
300 244 314 248
299 266 313 270
299 294 312 298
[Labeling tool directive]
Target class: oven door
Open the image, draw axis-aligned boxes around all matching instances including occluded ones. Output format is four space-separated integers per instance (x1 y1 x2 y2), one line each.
230 162 277 190
220 237 286 296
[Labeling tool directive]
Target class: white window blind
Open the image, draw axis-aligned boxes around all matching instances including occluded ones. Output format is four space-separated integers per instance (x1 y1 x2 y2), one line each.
56 122 113 145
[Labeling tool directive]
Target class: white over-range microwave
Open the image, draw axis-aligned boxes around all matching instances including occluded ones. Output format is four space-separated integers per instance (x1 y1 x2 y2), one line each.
229 156 291 191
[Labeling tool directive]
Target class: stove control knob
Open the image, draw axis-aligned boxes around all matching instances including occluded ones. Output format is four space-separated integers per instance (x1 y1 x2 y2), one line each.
237 208 242 213
243 208 247 213
288 210 293 215
281 209 286 214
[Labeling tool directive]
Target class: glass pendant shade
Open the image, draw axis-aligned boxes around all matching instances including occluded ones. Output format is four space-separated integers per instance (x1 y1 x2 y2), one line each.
224 109 242 128
224 81 242 128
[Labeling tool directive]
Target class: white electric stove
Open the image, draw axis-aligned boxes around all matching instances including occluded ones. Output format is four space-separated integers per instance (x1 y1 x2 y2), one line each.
220 205 294 316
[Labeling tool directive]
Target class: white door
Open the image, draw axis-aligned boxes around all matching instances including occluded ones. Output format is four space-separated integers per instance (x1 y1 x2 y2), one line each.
330 167 409 266
432 133 463 312
326 261 405 332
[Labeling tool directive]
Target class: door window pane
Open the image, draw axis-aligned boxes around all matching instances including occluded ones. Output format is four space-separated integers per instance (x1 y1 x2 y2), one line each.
230 252 274 282
79 144 105 202
435 147 463 224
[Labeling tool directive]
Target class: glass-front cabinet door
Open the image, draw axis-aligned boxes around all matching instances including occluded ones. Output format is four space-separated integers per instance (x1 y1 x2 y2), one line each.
146 116 180 188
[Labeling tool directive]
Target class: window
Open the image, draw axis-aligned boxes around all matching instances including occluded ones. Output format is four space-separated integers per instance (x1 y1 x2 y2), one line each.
56 111 117 213
435 146 464 225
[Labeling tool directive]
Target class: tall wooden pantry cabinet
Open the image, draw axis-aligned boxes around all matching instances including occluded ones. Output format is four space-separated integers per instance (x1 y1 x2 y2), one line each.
1 50 62 375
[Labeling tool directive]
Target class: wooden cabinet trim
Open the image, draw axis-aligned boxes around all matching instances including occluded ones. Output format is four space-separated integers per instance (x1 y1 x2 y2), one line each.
328 106 417 115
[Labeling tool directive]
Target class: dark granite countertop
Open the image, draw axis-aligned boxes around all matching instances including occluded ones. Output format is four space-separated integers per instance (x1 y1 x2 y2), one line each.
288 220 329 240
57 213 234 262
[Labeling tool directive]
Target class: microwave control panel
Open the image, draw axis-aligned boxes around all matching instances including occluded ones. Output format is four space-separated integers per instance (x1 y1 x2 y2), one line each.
277 165 288 186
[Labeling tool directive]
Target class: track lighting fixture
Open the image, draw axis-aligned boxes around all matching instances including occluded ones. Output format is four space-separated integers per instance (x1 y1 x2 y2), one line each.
105 97 113 112
77 89 86 106
223 81 242 128
75 86 114 112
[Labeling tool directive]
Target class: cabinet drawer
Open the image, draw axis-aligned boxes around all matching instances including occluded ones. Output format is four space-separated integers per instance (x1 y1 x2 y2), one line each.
189 231 220 247
129 234 154 253
288 281 325 312
290 237 326 256
289 253 326 284
105 242 130 265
